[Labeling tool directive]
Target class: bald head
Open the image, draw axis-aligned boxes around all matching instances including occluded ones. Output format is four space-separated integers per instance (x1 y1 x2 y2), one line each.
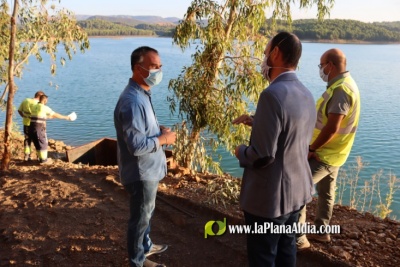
322 48 346 72
320 48 347 82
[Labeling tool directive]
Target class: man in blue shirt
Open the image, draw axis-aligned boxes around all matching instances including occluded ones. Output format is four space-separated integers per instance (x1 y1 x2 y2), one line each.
114 46 176 267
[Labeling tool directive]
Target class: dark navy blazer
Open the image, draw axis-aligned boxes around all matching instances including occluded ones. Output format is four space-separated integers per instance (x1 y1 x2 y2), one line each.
237 72 316 218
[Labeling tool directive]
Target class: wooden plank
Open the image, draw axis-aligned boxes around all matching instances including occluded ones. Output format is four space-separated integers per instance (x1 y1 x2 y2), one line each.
66 138 175 168
66 139 102 164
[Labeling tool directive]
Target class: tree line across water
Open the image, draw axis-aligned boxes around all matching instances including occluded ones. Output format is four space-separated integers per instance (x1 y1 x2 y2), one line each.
77 19 175 37
267 19 400 42
78 18 400 42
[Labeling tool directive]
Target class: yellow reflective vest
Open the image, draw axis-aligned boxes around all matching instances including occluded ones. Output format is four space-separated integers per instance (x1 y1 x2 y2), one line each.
312 72 360 167
30 103 54 124
18 98 38 126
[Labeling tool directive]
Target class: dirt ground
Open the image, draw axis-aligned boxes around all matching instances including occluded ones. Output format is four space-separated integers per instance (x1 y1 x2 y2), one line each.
0 133 399 267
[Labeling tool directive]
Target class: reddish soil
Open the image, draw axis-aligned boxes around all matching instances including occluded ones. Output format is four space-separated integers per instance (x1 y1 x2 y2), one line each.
0 133 399 266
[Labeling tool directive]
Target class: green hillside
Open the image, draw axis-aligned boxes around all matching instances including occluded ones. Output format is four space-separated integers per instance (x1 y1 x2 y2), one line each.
77 16 400 42
373 21 400 33
267 19 400 42
86 15 145 26
77 19 156 36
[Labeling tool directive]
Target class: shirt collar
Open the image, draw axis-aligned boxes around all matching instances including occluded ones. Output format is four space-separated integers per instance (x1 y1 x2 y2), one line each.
129 78 152 96
327 71 350 87
270 70 296 83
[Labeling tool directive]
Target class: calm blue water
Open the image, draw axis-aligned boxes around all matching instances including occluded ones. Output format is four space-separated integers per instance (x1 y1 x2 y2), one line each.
2 37 399 218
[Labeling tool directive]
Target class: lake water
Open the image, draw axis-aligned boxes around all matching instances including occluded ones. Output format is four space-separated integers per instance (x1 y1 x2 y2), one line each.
2 37 399 218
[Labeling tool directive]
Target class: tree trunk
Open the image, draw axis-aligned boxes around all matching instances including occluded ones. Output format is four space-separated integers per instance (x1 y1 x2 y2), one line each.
182 127 200 169
1 0 19 171
181 4 237 170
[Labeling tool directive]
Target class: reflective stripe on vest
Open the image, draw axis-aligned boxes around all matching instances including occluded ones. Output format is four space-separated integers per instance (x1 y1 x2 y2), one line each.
30 117 46 124
31 103 52 122
312 75 360 166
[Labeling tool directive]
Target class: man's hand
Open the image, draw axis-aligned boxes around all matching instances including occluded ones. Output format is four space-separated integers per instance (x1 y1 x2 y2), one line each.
161 126 171 134
163 131 176 146
232 114 253 127
234 146 240 158
308 151 320 161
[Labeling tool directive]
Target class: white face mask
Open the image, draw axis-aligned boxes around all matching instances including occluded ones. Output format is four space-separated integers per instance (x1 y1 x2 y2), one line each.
319 64 330 82
139 65 163 87
261 55 272 81
261 50 291 82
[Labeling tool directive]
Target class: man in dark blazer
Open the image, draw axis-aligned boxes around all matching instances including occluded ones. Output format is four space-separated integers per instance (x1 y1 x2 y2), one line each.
233 32 316 267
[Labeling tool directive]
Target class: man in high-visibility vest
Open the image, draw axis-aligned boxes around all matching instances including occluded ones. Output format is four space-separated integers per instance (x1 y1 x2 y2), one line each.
18 91 45 161
297 48 361 249
29 94 72 164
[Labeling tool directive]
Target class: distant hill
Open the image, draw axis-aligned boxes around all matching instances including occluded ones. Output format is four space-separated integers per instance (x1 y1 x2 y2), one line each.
86 15 145 26
75 15 92 21
125 15 179 25
77 16 177 37
265 19 400 42
77 19 157 37
76 16 400 42
77 15 180 26
165 17 181 24
373 21 400 33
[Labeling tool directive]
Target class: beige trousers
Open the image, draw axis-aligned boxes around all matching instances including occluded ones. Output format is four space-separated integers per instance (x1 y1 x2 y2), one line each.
298 158 340 228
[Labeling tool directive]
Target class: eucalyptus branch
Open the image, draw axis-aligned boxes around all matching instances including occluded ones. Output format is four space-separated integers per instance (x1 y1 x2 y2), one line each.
0 83 9 102
223 55 262 62
13 39 40 72
1 33 43 102
169 0 334 172
220 0 230 15
224 1 237 38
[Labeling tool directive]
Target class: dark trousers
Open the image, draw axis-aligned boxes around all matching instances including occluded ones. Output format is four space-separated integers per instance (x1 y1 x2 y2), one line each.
29 122 48 161
244 209 300 267
23 125 32 155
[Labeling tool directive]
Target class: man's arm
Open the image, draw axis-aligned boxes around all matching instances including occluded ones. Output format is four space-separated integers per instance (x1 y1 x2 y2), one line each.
18 110 25 118
158 126 176 146
235 91 280 168
309 113 344 151
121 102 162 156
310 87 350 155
44 105 69 120
232 114 253 127
17 100 26 118
49 112 70 120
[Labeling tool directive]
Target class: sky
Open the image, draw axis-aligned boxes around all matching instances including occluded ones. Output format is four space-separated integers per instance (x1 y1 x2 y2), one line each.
56 0 400 23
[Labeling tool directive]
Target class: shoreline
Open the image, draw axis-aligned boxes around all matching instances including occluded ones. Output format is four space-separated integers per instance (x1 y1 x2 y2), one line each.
302 39 400 45
1 129 398 223
86 35 400 44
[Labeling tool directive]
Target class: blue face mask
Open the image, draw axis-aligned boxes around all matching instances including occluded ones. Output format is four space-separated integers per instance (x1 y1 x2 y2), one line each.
139 65 163 87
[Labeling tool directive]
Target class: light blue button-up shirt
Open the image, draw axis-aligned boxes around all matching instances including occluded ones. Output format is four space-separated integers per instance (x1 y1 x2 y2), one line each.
114 79 166 185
